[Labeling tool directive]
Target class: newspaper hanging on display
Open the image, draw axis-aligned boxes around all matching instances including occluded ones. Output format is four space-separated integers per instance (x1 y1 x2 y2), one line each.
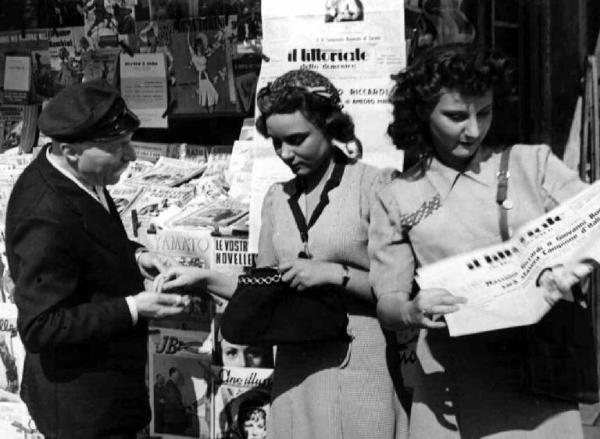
417 181 600 337
249 0 406 251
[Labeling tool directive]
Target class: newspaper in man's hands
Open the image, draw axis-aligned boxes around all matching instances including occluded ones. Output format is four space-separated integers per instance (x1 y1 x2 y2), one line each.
417 181 600 337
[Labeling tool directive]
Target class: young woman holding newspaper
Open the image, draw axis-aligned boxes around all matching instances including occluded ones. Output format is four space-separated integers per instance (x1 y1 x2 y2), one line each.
369 43 594 438
158 69 408 439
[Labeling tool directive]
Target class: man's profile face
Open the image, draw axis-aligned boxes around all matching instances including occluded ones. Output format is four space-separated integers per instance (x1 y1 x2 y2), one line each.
74 134 136 186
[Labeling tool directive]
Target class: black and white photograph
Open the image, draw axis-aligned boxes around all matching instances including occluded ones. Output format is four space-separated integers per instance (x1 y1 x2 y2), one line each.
1 2 600 439
324 0 364 23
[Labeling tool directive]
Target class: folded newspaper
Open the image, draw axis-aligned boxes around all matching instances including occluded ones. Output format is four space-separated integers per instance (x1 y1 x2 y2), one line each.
132 156 207 187
416 181 600 337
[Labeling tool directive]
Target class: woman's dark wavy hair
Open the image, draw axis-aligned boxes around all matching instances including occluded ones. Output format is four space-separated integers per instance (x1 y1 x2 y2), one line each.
388 43 513 159
255 69 355 143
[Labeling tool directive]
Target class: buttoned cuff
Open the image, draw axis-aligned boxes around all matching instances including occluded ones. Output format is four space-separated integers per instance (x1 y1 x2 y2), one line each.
125 296 139 325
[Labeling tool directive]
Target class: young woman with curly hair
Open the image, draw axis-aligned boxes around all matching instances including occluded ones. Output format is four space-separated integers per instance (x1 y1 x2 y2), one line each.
369 43 591 438
160 69 407 439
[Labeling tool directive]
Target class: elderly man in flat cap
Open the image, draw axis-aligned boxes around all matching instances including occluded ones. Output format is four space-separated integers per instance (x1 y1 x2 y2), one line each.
5 80 188 439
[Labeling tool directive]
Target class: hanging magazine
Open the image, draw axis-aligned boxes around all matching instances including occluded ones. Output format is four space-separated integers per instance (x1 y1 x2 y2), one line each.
148 327 213 439
211 366 272 439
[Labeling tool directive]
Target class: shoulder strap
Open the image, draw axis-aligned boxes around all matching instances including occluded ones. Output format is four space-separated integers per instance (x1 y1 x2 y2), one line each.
497 147 512 242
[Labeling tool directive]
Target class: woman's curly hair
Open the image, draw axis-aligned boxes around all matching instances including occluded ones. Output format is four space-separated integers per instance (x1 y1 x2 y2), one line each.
256 69 355 143
388 43 513 159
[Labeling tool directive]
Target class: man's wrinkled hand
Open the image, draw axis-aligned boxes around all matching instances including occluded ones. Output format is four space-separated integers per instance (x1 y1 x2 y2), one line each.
133 292 190 319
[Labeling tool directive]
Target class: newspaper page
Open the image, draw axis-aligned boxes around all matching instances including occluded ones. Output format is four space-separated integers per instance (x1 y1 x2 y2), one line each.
133 156 207 187
120 52 169 127
107 182 144 214
3 56 31 104
0 31 48 99
122 184 196 241
0 154 31 263
248 141 293 252
248 0 406 252
165 199 248 233
151 227 214 331
117 158 156 182
258 0 405 169
148 327 213 439
154 227 213 270
226 140 254 204
210 236 255 275
131 141 177 163
202 145 233 180
417 181 600 337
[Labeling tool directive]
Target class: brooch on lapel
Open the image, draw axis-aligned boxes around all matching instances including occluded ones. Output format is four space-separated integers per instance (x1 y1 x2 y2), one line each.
399 194 441 227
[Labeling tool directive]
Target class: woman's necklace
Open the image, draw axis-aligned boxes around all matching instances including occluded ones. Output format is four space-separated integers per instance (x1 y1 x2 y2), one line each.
288 161 345 259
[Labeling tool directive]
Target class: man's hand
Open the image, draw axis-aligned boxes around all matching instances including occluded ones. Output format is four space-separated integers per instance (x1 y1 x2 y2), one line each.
133 292 190 319
137 251 176 280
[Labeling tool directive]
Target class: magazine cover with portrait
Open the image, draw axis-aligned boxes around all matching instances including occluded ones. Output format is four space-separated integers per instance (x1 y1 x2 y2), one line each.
149 327 213 439
168 16 237 115
211 314 273 439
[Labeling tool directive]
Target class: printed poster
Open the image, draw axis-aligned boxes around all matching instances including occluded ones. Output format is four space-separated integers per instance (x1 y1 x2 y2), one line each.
258 0 405 168
248 0 406 251
120 52 169 127
3 56 31 104
170 17 237 115
0 31 48 98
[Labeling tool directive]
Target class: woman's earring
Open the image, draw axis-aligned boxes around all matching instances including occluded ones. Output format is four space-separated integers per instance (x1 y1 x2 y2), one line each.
332 137 363 160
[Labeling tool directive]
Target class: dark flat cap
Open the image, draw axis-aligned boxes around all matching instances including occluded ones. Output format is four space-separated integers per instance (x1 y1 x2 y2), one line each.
38 80 140 143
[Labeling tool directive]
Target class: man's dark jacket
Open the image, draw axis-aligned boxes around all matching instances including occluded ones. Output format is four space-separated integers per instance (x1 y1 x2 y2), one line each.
5 148 150 438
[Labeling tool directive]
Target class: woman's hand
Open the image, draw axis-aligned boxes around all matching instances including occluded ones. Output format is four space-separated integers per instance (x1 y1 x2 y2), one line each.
279 259 341 291
537 261 595 307
410 288 467 329
156 266 238 300
137 251 176 280
157 266 210 293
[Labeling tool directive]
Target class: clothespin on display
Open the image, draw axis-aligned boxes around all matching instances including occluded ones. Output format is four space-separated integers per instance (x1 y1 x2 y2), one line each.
118 40 135 57
162 98 178 118
131 209 140 237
